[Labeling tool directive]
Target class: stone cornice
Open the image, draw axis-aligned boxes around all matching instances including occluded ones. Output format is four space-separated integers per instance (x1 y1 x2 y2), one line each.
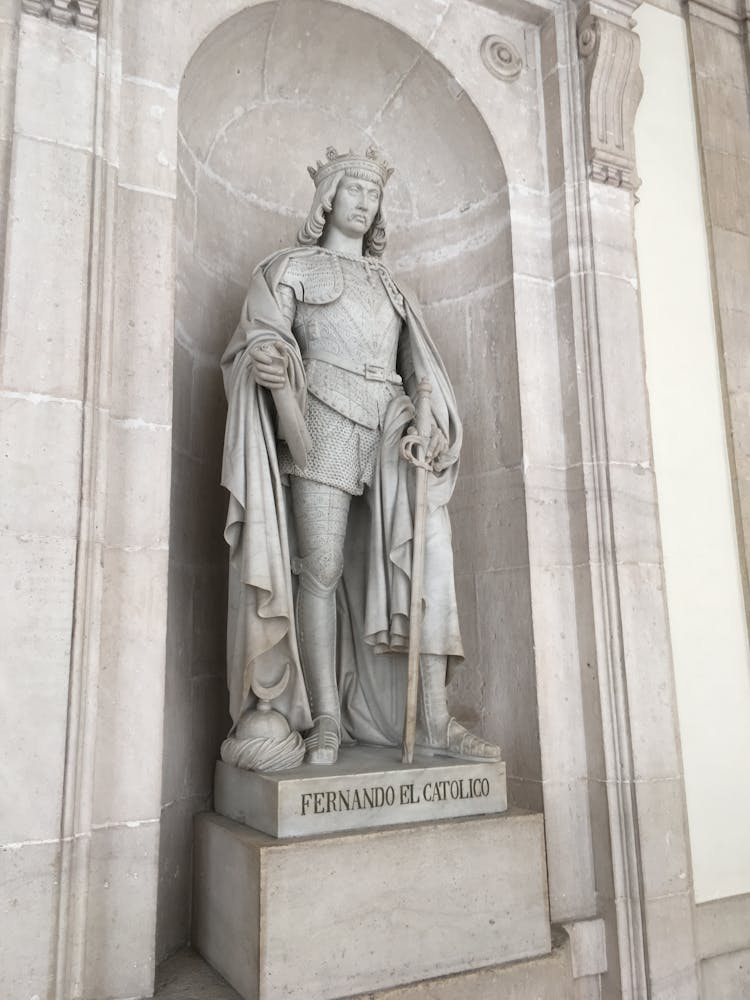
22 0 99 31
577 6 644 190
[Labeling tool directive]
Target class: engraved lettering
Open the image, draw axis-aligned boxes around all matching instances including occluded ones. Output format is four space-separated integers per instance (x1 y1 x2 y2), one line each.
301 792 313 816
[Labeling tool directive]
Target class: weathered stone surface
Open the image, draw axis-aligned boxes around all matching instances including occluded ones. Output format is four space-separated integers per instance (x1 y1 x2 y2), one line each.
83 822 160 1000
0 137 92 400
0 840 63 1000
193 810 551 1000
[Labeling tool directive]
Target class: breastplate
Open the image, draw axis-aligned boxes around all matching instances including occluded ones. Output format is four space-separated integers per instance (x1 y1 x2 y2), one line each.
292 256 402 370
290 255 405 429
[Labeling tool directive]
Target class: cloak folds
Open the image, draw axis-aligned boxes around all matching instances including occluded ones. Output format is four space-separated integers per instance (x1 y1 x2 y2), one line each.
220 247 464 747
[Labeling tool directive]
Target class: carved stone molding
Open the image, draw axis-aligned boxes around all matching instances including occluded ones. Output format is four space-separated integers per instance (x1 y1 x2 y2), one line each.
22 0 99 31
480 35 523 81
578 11 643 189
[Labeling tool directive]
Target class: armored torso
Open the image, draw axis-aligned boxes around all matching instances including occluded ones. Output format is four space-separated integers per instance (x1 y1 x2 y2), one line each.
276 248 407 495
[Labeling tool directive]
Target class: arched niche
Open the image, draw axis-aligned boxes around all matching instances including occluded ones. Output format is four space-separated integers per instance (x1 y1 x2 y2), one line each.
159 0 538 959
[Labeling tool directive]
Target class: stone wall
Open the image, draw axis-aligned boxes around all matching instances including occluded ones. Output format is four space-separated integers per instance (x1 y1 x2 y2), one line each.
3 0 748 997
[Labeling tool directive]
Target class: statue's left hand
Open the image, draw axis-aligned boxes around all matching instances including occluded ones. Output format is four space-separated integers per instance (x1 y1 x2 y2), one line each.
426 424 448 467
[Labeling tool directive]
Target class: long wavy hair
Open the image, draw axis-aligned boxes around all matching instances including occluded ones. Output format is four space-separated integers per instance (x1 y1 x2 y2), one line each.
297 169 387 257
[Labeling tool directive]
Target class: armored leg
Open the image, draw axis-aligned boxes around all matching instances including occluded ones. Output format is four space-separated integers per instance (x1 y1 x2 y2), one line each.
290 477 351 764
417 654 502 762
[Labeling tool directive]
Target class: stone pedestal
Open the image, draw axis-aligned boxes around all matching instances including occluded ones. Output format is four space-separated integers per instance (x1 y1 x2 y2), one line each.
192 810 551 1000
214 746 507 837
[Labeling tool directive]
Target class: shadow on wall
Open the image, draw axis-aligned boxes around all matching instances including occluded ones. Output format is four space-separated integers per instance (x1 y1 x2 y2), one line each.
157 0 536 963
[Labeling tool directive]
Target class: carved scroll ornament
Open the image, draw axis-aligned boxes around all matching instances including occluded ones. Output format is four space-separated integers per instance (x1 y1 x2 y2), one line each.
578 13 643 189
22 0 99 31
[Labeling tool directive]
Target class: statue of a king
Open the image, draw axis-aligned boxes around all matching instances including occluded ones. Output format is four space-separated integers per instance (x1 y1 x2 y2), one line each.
220 146 501 766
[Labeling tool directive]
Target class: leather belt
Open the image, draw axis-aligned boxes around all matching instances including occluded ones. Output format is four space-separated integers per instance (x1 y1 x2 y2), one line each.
302 350 402 385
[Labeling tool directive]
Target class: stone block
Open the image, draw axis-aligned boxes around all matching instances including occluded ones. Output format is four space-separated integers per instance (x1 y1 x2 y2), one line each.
0 391 82 538
511 187 557 280
175 245 247 361
15 15 95 149
541 778 597 922
179 6 271 162
608 461 661 566
476 566 539 781
642 892 700 999
112 186 176 424
427 1 544 192
524 463 588 568
190 362 226 465
721 306 750 395
561 917 607 978
372 51 506 221
689 15 748 90
119 77 178 196
92 546 169 826
634 778 690 900
696 76 750 159
513 275 568 466
265 0 415 130
193 810 551 1000
83 821 160 1000
449 465 529 574
194 168 298 287
0 840 61 1000
206 102 361 221
695 893 750 959
615 562 682 781
592 273 653 466
1 137 92 400
324 0 451 50
215 748 507 838
704 150 750 235
0 534 74 843
396 219 510 308
104 419 172 549
543 69 565 193
189 676 231 798
156 795 209 965
161 571 194 805
701 948 750 1000
712 226 750 313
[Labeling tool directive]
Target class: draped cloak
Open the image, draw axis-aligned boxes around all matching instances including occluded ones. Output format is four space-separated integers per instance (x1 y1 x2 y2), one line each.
220 247 464 747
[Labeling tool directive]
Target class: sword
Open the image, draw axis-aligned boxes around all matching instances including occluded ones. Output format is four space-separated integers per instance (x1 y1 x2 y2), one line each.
400 378 434 764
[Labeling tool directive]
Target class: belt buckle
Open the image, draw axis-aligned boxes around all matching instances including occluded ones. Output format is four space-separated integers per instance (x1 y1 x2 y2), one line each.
365 363 386 382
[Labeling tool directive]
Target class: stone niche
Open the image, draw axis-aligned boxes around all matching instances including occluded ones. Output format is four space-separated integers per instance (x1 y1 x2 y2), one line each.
160 0 540 965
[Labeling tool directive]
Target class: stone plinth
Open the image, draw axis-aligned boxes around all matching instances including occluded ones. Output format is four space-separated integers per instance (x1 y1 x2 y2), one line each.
214 746 507 838
192 810 551 1000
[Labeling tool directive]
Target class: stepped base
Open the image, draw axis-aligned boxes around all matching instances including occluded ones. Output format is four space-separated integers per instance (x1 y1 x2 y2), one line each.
193 810 552 1000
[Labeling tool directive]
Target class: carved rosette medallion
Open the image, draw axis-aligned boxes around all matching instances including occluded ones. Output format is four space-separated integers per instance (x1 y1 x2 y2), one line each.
22 0 99 30
480 35 523 81
578 12 643 189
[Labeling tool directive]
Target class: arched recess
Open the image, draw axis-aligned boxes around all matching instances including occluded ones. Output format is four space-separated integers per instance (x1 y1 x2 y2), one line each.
157 0 538 959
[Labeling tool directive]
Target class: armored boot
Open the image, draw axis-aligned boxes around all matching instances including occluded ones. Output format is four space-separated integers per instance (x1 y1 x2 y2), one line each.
416 654 502 762
295 563 341 765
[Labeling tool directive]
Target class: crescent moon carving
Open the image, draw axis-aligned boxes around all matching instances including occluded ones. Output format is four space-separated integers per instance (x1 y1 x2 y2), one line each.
250 662 291 702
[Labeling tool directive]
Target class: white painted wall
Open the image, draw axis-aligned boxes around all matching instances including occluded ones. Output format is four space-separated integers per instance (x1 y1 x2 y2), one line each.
634 2 750 902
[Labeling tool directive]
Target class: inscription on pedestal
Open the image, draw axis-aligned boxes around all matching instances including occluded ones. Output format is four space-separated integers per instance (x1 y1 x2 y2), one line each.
214 746 507 838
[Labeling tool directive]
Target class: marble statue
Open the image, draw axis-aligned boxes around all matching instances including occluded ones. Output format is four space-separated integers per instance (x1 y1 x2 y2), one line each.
220 146 501 769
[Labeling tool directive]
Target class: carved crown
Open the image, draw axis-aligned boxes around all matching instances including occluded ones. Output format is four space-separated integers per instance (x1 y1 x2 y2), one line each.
307 146 394 188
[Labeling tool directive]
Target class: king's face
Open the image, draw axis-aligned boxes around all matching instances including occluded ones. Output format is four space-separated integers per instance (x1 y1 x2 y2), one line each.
328 175 382 240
